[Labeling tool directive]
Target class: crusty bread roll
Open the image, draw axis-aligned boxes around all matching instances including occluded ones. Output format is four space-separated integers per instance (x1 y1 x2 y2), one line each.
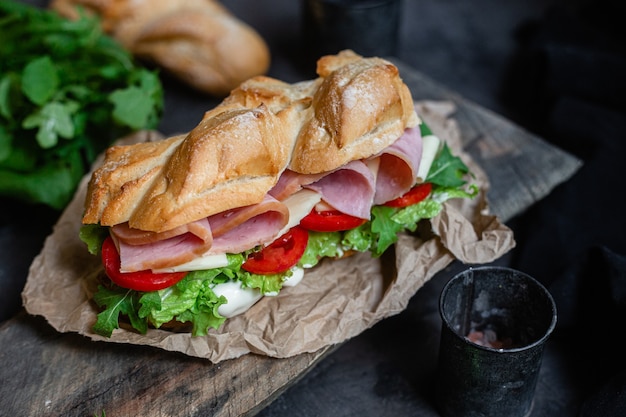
49 0 270 96
291 52 416 173
82 50 419 233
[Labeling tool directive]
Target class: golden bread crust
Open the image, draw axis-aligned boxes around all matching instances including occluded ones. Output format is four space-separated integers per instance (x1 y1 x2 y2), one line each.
289 51 418 173
82 135 185 226
82 51 419 233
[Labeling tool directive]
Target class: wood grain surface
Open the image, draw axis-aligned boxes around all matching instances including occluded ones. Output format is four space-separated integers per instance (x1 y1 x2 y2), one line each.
0 60 582 417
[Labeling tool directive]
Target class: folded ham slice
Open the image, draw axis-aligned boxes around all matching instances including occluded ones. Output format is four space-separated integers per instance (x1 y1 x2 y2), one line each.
372 126 422 205
117 232 212 272
206 194 290 255
111 218 212 245
208 194 289 238
270 125 423 220
268 170 326 201
303 160 376 219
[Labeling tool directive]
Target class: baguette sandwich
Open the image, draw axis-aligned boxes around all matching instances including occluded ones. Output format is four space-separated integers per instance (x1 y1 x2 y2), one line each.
79 50 477 337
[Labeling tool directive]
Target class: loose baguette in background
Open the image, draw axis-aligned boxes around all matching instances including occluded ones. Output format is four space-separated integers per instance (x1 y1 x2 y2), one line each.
50 0 271 96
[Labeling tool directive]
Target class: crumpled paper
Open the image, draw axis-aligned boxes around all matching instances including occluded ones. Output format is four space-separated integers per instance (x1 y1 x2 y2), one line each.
21 101 515 363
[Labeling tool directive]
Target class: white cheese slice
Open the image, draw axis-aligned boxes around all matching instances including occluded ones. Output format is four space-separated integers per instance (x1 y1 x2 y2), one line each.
365 157 380 178
153 253 229 273
275 189 322 238
416 134 441 183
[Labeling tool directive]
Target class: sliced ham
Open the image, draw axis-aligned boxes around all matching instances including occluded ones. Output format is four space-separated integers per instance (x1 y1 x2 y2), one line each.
116 197 288 271
372 126 422 204
111 218 212 245
209 194 289 237
117 232 212 272
303 160 376 219
207 211 288 255
207 195 290 254
269 169 326 201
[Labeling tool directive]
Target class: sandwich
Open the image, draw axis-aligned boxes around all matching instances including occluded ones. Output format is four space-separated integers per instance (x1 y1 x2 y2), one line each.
79 50 478 338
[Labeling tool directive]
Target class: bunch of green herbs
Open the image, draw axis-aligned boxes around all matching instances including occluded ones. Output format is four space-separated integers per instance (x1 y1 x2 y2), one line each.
0 1 163 209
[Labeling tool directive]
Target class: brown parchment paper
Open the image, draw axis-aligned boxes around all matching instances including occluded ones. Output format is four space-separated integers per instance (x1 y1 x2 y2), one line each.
21 101 515 363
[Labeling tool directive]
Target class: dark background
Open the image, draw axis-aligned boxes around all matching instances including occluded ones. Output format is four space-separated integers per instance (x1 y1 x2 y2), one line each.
2 0 625 416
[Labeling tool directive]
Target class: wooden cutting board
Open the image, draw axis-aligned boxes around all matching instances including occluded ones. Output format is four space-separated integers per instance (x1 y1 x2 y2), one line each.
0 60 582 417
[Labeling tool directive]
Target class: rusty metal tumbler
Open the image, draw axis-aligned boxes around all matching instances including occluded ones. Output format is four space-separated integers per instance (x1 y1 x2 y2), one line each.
436 266 557 417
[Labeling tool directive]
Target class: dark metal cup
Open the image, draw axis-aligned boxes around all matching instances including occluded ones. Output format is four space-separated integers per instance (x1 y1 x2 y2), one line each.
301 0 401 59
436 266 557 417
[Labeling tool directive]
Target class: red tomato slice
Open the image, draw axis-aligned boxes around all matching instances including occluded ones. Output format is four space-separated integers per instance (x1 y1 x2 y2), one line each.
299 209 367 232
242 227 309 275
384 182 432 208
101 236 187 292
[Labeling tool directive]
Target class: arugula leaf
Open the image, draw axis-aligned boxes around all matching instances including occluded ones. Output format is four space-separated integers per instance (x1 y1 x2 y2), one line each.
426 143 471 188
92 286 147 337
369 206 405 256
419 120 433 136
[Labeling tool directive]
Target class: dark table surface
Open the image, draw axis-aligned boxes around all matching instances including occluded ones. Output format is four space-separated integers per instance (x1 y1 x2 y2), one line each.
2 0 626 416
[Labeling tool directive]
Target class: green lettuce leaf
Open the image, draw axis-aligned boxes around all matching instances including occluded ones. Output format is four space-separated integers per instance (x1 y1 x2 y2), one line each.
299 231 343 268
79 224 110 255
